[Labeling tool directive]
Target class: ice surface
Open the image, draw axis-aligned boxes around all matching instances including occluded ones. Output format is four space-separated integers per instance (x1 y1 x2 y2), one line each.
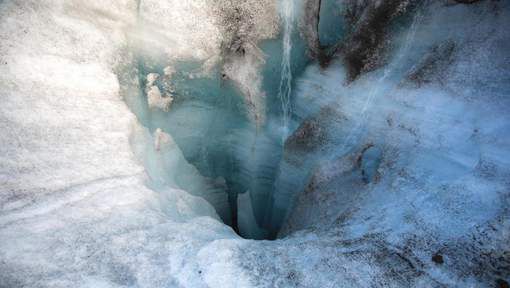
1 0 509 287
146 84 173 112
281 1 510 285
0 1 241 286
130 125 231 223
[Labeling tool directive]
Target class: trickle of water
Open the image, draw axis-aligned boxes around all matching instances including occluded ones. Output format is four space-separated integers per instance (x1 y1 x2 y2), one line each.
278 0 295 140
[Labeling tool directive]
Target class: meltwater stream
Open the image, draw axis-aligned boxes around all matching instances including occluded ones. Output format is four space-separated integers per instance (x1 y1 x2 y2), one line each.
277 0 295 140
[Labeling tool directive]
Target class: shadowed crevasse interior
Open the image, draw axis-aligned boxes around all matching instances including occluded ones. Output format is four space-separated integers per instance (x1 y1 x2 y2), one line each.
120 0 509 246
121 0 423 240
120 0 313 239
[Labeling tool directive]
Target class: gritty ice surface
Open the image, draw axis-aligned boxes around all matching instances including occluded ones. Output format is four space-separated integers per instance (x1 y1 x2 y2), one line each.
136 0 221 61
278 1 510 286
0 1 242 287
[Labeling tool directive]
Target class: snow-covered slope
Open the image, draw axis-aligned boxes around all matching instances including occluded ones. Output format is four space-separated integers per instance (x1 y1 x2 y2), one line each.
0 1 245 287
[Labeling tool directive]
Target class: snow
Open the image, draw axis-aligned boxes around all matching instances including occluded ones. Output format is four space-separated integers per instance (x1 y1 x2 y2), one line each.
0 1 241 286
136 0 221 62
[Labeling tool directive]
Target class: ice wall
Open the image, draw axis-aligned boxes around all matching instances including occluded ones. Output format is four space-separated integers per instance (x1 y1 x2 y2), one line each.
0 1 245 287
124 0 310 238
278 0 510 286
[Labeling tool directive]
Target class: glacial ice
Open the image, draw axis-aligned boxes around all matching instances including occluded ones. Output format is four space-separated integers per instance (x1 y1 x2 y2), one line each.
146 80 173 112
1 0 509 287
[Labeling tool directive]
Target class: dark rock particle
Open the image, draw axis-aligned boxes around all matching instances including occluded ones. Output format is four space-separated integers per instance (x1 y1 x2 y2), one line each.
432 253 444 264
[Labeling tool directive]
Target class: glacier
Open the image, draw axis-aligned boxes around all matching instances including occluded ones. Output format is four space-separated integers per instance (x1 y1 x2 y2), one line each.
1 0 509 287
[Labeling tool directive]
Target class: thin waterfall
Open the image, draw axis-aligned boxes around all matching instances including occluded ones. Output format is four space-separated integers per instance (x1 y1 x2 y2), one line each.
277 0 295 140
339 8 424 155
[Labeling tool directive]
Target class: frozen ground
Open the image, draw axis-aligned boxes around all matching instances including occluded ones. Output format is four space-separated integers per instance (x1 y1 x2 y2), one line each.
1 0 509 287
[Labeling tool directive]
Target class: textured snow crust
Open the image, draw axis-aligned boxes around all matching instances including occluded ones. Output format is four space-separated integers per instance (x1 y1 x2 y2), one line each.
0 1 245 287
